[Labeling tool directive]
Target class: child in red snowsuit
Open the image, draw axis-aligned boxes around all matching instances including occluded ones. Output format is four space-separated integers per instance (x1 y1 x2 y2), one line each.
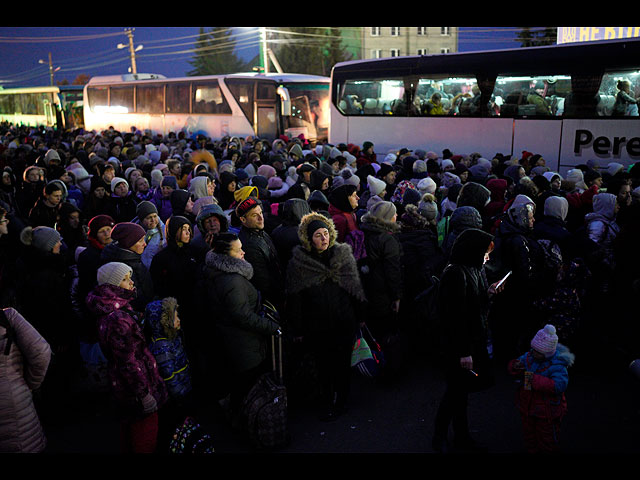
508 324 575 453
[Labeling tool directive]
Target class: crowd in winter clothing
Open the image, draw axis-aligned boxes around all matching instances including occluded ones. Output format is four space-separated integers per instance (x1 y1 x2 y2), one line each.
1 121 639 453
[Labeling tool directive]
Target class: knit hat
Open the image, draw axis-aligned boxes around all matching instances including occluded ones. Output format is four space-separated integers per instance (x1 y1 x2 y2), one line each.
417 176 437 195
97 262 133 287
367 175 386 197
161 175 178 189
531 324 558 357
111 176 128 193
20 226 61 252
268 176 284 189
234 185 259 203
367 200 396 221
88 214 115 238
418 194 438 221
136 201 158 221
235 197 261 218
110 222 146 250
306 218 330 243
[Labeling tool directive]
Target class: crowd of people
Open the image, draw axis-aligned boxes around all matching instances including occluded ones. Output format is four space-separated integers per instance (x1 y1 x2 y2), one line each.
0 121 639 454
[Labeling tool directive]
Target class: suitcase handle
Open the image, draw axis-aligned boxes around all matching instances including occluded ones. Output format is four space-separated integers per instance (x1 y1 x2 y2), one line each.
271 332 283 382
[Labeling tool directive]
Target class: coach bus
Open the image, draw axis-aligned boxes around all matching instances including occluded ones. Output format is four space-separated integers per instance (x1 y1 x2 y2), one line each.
329 37 640 175
0 86 65 129
83 72 330 144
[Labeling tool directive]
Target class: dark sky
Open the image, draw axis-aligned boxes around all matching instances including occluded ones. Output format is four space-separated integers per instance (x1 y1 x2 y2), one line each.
0 27 524 87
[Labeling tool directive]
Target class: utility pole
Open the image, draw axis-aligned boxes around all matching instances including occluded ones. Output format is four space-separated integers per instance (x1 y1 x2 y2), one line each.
125 29 138 75
118 28 143 75
39 52 55 86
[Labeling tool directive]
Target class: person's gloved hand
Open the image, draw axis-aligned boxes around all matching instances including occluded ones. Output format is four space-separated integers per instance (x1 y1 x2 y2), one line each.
140 393 157 415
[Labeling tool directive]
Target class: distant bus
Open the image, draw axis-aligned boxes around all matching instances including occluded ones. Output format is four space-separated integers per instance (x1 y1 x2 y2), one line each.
58 85 85 130
82 72 330 144
0 86 65 129
329 38 640 175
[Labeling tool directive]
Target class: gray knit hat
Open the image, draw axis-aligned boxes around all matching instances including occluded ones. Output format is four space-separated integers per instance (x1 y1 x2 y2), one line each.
20 226 61 252
367 200 396 221
136 201 158 222
367 175 386 197
97 262 133 287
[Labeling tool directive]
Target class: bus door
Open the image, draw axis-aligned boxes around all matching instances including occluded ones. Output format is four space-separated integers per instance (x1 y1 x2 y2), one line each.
43 98 56 127
255 80 278 141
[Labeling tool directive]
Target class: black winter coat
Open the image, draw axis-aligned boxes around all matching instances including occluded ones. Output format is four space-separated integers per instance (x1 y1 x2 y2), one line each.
238 226 284 308
201 251 280 373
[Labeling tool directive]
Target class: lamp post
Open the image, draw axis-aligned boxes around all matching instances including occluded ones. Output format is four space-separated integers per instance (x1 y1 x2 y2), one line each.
38 52 59 86
117 29 143 75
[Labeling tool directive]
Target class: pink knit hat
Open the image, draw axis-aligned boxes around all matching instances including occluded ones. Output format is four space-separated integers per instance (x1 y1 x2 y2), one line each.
531 324 558 357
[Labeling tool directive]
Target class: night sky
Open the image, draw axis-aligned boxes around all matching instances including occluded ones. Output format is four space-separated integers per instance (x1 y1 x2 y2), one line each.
0 27 524 87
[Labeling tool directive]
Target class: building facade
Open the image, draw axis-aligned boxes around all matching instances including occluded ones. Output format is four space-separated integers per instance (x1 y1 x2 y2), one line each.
360 27 458 59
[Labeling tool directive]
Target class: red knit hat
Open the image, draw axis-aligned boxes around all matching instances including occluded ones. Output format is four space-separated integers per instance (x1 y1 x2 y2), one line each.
88 215 115 238
110 222 145 249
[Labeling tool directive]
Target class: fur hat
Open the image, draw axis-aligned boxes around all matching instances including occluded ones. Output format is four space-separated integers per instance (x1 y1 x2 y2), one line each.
531 324 558 357
297 212 337 252
110 222 145 249
97 261 132 287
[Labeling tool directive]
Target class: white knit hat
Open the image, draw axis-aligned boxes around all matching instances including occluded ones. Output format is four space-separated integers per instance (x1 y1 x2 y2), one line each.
531 324 558 357
97 262 133 287
367 175 386 197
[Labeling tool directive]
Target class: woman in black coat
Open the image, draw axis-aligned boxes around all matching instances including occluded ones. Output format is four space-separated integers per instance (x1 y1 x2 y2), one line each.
286 212 366 421
432 227 502 453
200 232 281 414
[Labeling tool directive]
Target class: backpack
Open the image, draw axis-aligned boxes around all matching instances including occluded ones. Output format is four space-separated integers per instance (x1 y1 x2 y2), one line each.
169 416 215 454
437 215 451 247
344 228 367 261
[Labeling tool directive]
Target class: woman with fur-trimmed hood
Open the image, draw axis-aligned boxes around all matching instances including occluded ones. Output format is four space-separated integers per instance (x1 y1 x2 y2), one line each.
286 212 366 421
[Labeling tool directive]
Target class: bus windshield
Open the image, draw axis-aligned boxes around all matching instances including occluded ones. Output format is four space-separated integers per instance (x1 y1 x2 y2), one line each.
282 82 330 142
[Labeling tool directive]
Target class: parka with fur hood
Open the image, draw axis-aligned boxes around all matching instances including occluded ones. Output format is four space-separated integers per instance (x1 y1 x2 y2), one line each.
286 212 366 344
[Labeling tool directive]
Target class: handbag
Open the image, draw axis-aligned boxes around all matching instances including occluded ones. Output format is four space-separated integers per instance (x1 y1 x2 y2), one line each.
351 324 385 378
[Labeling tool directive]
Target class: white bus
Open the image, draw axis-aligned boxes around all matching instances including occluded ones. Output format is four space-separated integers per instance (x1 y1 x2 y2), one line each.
329 38 640 175
83 72 330 144
0 86 65 129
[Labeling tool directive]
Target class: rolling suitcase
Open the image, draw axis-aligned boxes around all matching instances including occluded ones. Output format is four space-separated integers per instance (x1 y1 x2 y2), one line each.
241 331 290 449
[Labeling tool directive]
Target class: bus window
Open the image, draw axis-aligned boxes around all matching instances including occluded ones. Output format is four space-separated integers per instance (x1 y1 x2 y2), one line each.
193 81 231 115
416 76 478 116
226 79 254 122
598 70 640 116
338 78 407 116
493 75 572 117
166 82 190 114
0 94 14 115
87 86 108 112
136 84 164 114
110 86 134 113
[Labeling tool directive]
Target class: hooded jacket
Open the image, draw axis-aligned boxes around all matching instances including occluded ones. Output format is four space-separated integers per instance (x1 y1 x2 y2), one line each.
145 298 192 399
442 206 483 259
85 283 168 416
286 212 366 344
585 192 619 248
438 228 494 382
328 184 359 243
270 198 311 271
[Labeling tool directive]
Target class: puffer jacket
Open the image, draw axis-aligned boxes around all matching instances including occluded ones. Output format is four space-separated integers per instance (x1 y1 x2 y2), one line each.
0 308 51 453
86 284 167 417
508 344 574 420
145 298 192 399
201 250 280 373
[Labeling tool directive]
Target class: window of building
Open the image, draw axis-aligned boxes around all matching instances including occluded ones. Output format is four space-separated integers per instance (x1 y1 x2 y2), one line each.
371 27 380 36
417 27 427 36
390 27 400 36
371 49 382 59
440 48 451 54
390 49 400 57
441 27 450 36
417 48 428 55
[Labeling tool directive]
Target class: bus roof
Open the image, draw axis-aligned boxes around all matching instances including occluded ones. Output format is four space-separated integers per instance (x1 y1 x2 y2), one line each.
86 72 329 86
331 37 640 78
